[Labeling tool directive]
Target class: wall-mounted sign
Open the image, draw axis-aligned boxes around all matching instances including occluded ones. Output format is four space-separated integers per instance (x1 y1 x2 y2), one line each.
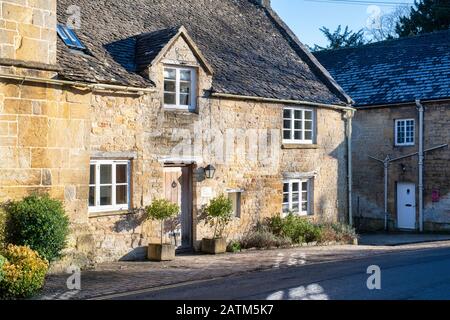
201 187 213 198
432 189 440 203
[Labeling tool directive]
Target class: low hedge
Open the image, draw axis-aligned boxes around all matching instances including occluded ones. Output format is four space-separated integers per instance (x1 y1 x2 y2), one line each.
0 245 49 299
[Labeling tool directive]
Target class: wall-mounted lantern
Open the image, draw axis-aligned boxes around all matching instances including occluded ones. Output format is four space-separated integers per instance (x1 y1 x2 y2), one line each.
401 164 407 173
204 165 216 179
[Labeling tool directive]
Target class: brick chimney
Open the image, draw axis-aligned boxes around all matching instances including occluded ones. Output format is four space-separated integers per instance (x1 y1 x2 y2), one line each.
250 0 271 8
0 0 57 65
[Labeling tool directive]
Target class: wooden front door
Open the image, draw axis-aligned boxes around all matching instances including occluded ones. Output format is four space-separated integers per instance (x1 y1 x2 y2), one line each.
163 167 193 249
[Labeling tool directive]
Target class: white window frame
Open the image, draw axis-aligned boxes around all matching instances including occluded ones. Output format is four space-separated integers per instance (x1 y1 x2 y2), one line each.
395 119 415 146
282 179 311 216
89 160 131 213
283 107 315 144
163 66 197 111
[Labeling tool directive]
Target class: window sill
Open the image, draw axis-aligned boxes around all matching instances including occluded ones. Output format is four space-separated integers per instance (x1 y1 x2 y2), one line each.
164 107 198 115
282 144 319 150
89 210 134 218
395 144 416 148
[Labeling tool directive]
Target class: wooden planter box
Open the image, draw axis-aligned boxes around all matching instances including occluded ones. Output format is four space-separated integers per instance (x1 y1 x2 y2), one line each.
201 238 227 254
148 244 175 261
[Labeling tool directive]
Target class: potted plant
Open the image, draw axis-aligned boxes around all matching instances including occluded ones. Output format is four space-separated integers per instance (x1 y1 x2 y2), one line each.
146 199 180 261
202 194 233 254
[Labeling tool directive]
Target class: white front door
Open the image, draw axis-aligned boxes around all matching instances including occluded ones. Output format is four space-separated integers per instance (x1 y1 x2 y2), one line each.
397 183 416 229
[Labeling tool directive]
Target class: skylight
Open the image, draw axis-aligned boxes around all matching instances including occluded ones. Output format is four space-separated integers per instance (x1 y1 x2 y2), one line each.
57 24 86 50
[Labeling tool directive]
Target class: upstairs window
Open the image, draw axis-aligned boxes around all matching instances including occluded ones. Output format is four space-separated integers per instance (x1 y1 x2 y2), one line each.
395 119 415 146
164 66 196 111
283 107 315 144
57 24 86 51
283 179 312 216
89 160 130 213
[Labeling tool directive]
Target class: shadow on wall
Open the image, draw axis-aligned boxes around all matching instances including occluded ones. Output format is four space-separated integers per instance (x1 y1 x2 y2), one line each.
327 139 348 224
114 209 147 233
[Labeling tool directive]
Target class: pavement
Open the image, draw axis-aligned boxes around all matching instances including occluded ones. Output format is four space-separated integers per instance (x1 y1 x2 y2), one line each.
38 239 450 300
359 233 450 246
110 245 450 300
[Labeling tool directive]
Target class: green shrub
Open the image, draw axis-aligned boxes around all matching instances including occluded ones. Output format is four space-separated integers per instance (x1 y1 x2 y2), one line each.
329 223 358 243
0 208 6 250
227 240 242 253
240 227 292 250
0 254 6 282
204 194 233 239
317 225 339 243
0 245 49 299
146 199 180 245
4 194 70 262
266 214 322 244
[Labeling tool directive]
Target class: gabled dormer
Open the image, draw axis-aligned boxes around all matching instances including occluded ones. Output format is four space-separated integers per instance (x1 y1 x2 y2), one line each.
135 26 213 112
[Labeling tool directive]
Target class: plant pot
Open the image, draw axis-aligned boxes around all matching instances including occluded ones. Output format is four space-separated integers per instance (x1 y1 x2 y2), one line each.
148 244 175 261
201 238 227 254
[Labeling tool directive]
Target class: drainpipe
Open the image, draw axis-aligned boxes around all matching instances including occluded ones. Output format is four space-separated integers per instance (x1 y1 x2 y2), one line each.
416 100 425 232
345 109 355 226
384 156 390 231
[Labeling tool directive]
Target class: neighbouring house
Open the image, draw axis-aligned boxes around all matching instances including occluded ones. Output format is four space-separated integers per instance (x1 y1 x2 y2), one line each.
315 30 450 232
0 0 354 265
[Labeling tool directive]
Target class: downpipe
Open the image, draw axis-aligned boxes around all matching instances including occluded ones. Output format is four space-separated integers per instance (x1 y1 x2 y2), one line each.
416 100 425 232
344 109 355 227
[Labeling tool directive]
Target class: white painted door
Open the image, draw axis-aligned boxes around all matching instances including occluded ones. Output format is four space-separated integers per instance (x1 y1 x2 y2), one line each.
397 183 416 229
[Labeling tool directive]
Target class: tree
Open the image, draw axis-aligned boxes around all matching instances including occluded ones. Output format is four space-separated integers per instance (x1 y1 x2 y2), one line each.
313 25 367 51
366 6 411 42
396 0 450 37
146 199 180 245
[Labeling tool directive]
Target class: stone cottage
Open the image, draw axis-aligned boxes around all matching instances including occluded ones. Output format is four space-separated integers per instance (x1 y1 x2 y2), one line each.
316 30 450 232
0 0 354 265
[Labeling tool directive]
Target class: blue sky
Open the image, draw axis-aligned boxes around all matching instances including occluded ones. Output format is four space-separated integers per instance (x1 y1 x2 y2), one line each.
271 0 414 48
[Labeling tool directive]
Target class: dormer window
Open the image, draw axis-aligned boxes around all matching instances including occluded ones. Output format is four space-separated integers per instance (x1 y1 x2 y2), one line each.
164 66 197 111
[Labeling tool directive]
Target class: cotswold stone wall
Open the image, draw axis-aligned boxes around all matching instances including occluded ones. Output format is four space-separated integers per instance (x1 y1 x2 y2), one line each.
0 65 94 267
84 36 349 262
86 93 349 263
0 32 350 265
352 101 450 231
0 0 57 65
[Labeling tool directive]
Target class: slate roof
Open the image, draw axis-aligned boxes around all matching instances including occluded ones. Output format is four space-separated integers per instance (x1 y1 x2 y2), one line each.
56 0 351 106
314 30 450 107
135 27 181 73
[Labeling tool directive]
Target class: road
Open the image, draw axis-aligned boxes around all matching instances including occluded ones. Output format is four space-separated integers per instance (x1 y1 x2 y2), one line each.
108 246 450 300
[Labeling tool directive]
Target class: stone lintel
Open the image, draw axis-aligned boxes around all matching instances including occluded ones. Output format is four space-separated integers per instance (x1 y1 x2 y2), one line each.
90 151 138 160
283 171 318 180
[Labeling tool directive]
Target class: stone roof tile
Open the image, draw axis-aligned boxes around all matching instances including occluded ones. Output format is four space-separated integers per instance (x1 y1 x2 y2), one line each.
56 0 349 105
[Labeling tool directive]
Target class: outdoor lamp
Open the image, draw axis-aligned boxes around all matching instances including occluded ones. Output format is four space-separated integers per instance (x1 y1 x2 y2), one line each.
204 165 216 179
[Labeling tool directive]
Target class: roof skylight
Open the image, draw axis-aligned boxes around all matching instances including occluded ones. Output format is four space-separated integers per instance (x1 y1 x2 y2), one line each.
57 24 86 50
